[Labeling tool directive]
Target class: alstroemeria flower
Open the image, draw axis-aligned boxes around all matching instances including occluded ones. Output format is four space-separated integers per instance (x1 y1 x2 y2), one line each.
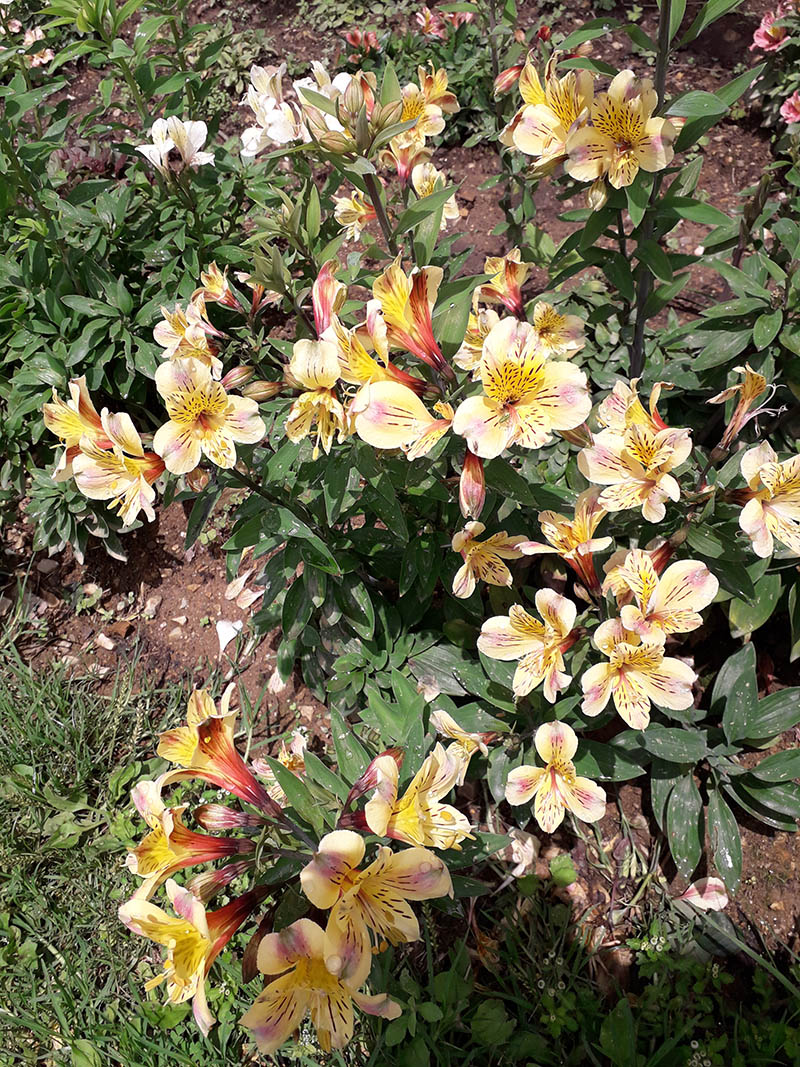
503 55 594 176
240 918 401 1055
602 548 718 644
153 299 222 376
708 363 773 450
429 708 493 784
371 257 450 376
73 412 165 526
326 316 425 396
531 300 585 359
479 249 530 317
580 618 696 729
459 447 485 518
505 721 606 833
165 117 215 168
478 590 578 701
677 877 729 911
597 377 668 433
300 830 452 982
451 520 526 599
157 686 280 813
736 441 800 557
352 381 452 459
311 260 346 337
380 128 432 184
333 189 377 241
401 81 445 139
22 26 53 66
120 878 266 1035
451 317 592 460
454 296 500 374
126 791 252 901
136 118 174 176
285 338 349 458
241 67 305 156
517 488 612 593
43 376 110 479
411 162 460 230
751 7 789 50
781 90 800 123
153 356 264 474
192 262 240 310
414 5 447 38
566 70 677 189
578 422 692 522
417 64 460 115
252 731 307 807
364 743 473 850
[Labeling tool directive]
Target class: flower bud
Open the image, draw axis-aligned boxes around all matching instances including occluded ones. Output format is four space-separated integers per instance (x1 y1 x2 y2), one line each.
493 64 524 96
370 99 403 132
537 25 552 41
586 178 608 212
558 422 593 448
186 468 210 491
342 76 365 117
194 803 268 830
459 449 485 519
243 379 282 401
221 365 255 391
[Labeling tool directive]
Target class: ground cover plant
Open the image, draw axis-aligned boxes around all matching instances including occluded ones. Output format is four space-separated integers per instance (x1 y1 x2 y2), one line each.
3 0 800 1063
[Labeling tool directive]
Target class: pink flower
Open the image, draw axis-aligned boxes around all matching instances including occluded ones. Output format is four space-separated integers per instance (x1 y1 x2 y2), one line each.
781 90 800 122
415 6 447 38
750 8 789 51
677 878 729 912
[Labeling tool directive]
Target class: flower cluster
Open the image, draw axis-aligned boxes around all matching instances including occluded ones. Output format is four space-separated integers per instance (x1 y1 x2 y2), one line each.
502 56 677 207
136 117 215 177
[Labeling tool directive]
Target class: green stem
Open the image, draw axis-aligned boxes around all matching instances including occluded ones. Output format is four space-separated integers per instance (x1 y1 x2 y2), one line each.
629 0 672 379
363 171 398 257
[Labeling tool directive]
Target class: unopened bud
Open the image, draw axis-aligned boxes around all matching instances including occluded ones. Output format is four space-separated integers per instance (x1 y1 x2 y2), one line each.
243 379 282 401
370 99 403 132
320 128 357 153
494 64 524 96
342 77 365 116
459 449 485 519
536 25 552 41
186 468 210 491
558 423 593 448
586 177 608 212
221 364 255 391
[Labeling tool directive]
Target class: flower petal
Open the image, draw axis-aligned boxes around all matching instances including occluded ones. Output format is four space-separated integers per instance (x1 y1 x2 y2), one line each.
505 764 546 806
534 720 578 764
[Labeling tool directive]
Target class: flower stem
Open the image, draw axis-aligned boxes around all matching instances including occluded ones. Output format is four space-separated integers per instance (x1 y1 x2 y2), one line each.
363 171 398 257
629 0 672 379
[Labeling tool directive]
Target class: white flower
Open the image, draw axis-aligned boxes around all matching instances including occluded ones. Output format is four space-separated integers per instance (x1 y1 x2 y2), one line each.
165 117 214 168
136 118 174 177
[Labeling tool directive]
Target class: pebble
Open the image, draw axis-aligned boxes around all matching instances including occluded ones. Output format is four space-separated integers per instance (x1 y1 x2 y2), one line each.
143 594 162 619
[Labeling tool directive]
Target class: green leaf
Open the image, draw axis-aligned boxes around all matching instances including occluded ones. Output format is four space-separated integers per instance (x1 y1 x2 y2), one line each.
666 775 704 877
713 643 757 744
626 172 653 229
753 309 783 350
641 725 707 764
183 487 221 550
680 0 745 45
380 59 401 105
724 779 797 831
668 0 688 40
302 752 349 800
751 749 800 783
728 573 782 638
708 558 755 602
282 579 313 641
636 239 673 282
573 740 645 781
650 757 686 832
395 184 459 235
549 854 577 887
667 90 727 120
334 576 375 640
329 707 369 782
707 789 742 895
261 756 323 831
715 62 765 107
736 776 800 821
744 688 800 742
600 999 636 1067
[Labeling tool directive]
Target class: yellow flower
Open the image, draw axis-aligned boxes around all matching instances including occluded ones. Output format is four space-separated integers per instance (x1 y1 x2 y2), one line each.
126 787 252 901
708 364 772 450
602 548 718 643
364 743 473 849
401 82 445 139
504 55 594 175
157 686 279 813
380 127 432 183
73 413 165 527
411 162 460 230
120 878 266 1035
333 189 377 241
43 376 110 479
285 338 349 458
240 918 401 1055
531 300 585 359
451 520 526 599
505 721 606 833
153 298 222 376
477 590 578 701
192 262 240 310
580 618 696 729
371 257 451 377
153 356 265 474
565 69 677 189
429 708 493 784
736 441 800 557
517 488 612 593
453 295 500 375
479 249 530 317
417 64 460 114
300 829 452 982
451 317 591 460
352 381 452 458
